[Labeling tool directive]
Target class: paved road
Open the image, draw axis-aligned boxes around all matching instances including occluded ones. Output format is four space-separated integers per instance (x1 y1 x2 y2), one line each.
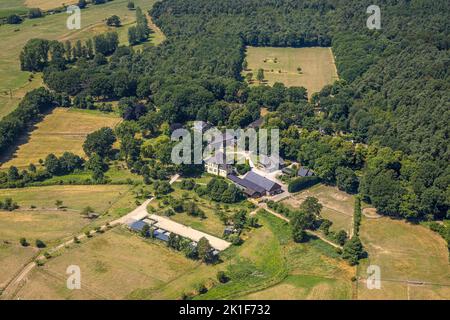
149 214 231 251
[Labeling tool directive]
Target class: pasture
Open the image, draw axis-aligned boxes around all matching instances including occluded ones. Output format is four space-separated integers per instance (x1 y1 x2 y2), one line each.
357 216 450 299
0 0 158 118
281 184 354 234
9 209 354 299
0 185 132 245
243 46 339 98
12 228 199 299
0 242 37 290
24 0 77 11
0 108 122 169
0 0 28 18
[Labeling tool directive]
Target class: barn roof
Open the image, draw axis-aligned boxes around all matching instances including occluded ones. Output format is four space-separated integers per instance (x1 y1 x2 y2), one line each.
244 171 281 192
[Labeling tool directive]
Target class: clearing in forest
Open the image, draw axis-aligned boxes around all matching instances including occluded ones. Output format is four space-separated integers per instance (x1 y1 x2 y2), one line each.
244 46 339 99
0 108 121 169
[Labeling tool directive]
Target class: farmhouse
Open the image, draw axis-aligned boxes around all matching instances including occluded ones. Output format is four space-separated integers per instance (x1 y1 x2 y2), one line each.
204 151 233 177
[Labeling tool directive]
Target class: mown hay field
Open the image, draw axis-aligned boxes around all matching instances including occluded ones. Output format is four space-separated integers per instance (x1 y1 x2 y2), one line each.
357 216 450 299
244 46 339 99
1 108 122 169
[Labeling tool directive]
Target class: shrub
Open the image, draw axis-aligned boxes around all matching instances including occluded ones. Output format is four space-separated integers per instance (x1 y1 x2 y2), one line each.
288 176 320 193
20 238 29 247
28 8 43 19
35 239 46 248
0 198 19 211
216 271 229 283
6 14 22 24
195 283 208 294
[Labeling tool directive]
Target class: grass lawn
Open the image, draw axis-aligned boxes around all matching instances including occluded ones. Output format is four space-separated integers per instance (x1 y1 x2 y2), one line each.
0 108 122 169
0 0 159 118
243 46 338 99
357 216 450 299
281 184 354 234
0 185 132 246
202 211 353 300
40 162 143 186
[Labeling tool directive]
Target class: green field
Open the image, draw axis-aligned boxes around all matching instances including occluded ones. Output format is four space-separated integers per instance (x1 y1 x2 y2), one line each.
243 46 339 99
282 184 354 234
0 108 122 169
0 0 159 119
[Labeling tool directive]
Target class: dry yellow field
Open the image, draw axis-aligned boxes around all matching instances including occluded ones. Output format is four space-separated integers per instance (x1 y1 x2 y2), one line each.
25 0 77 10
244 46 339 98
0 185 131 244
1 108 121 169
357 216 450 299
12 228 200 299
0 242 37 290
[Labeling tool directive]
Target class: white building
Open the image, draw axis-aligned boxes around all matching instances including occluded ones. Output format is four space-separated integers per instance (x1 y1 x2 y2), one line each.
204 151 233 177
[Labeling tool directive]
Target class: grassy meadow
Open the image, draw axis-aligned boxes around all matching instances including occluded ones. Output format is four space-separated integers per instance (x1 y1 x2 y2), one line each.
0 0 28 18
281 184 354 234
0 185 133 244
0 0 159 119
24 0 78 11
357 216 450 299
9 210 354 300
0 108 122 169
243 46 339 99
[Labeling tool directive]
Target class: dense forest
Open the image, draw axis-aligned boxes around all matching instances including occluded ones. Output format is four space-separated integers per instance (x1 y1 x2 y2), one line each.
1 0 448 222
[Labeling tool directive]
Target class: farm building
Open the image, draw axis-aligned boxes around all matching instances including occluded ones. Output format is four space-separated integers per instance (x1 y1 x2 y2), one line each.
228 171 282 197
298 167 314 177
204 151 233 177
228 174 265 198
128 220 147 232
244 171 283 195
